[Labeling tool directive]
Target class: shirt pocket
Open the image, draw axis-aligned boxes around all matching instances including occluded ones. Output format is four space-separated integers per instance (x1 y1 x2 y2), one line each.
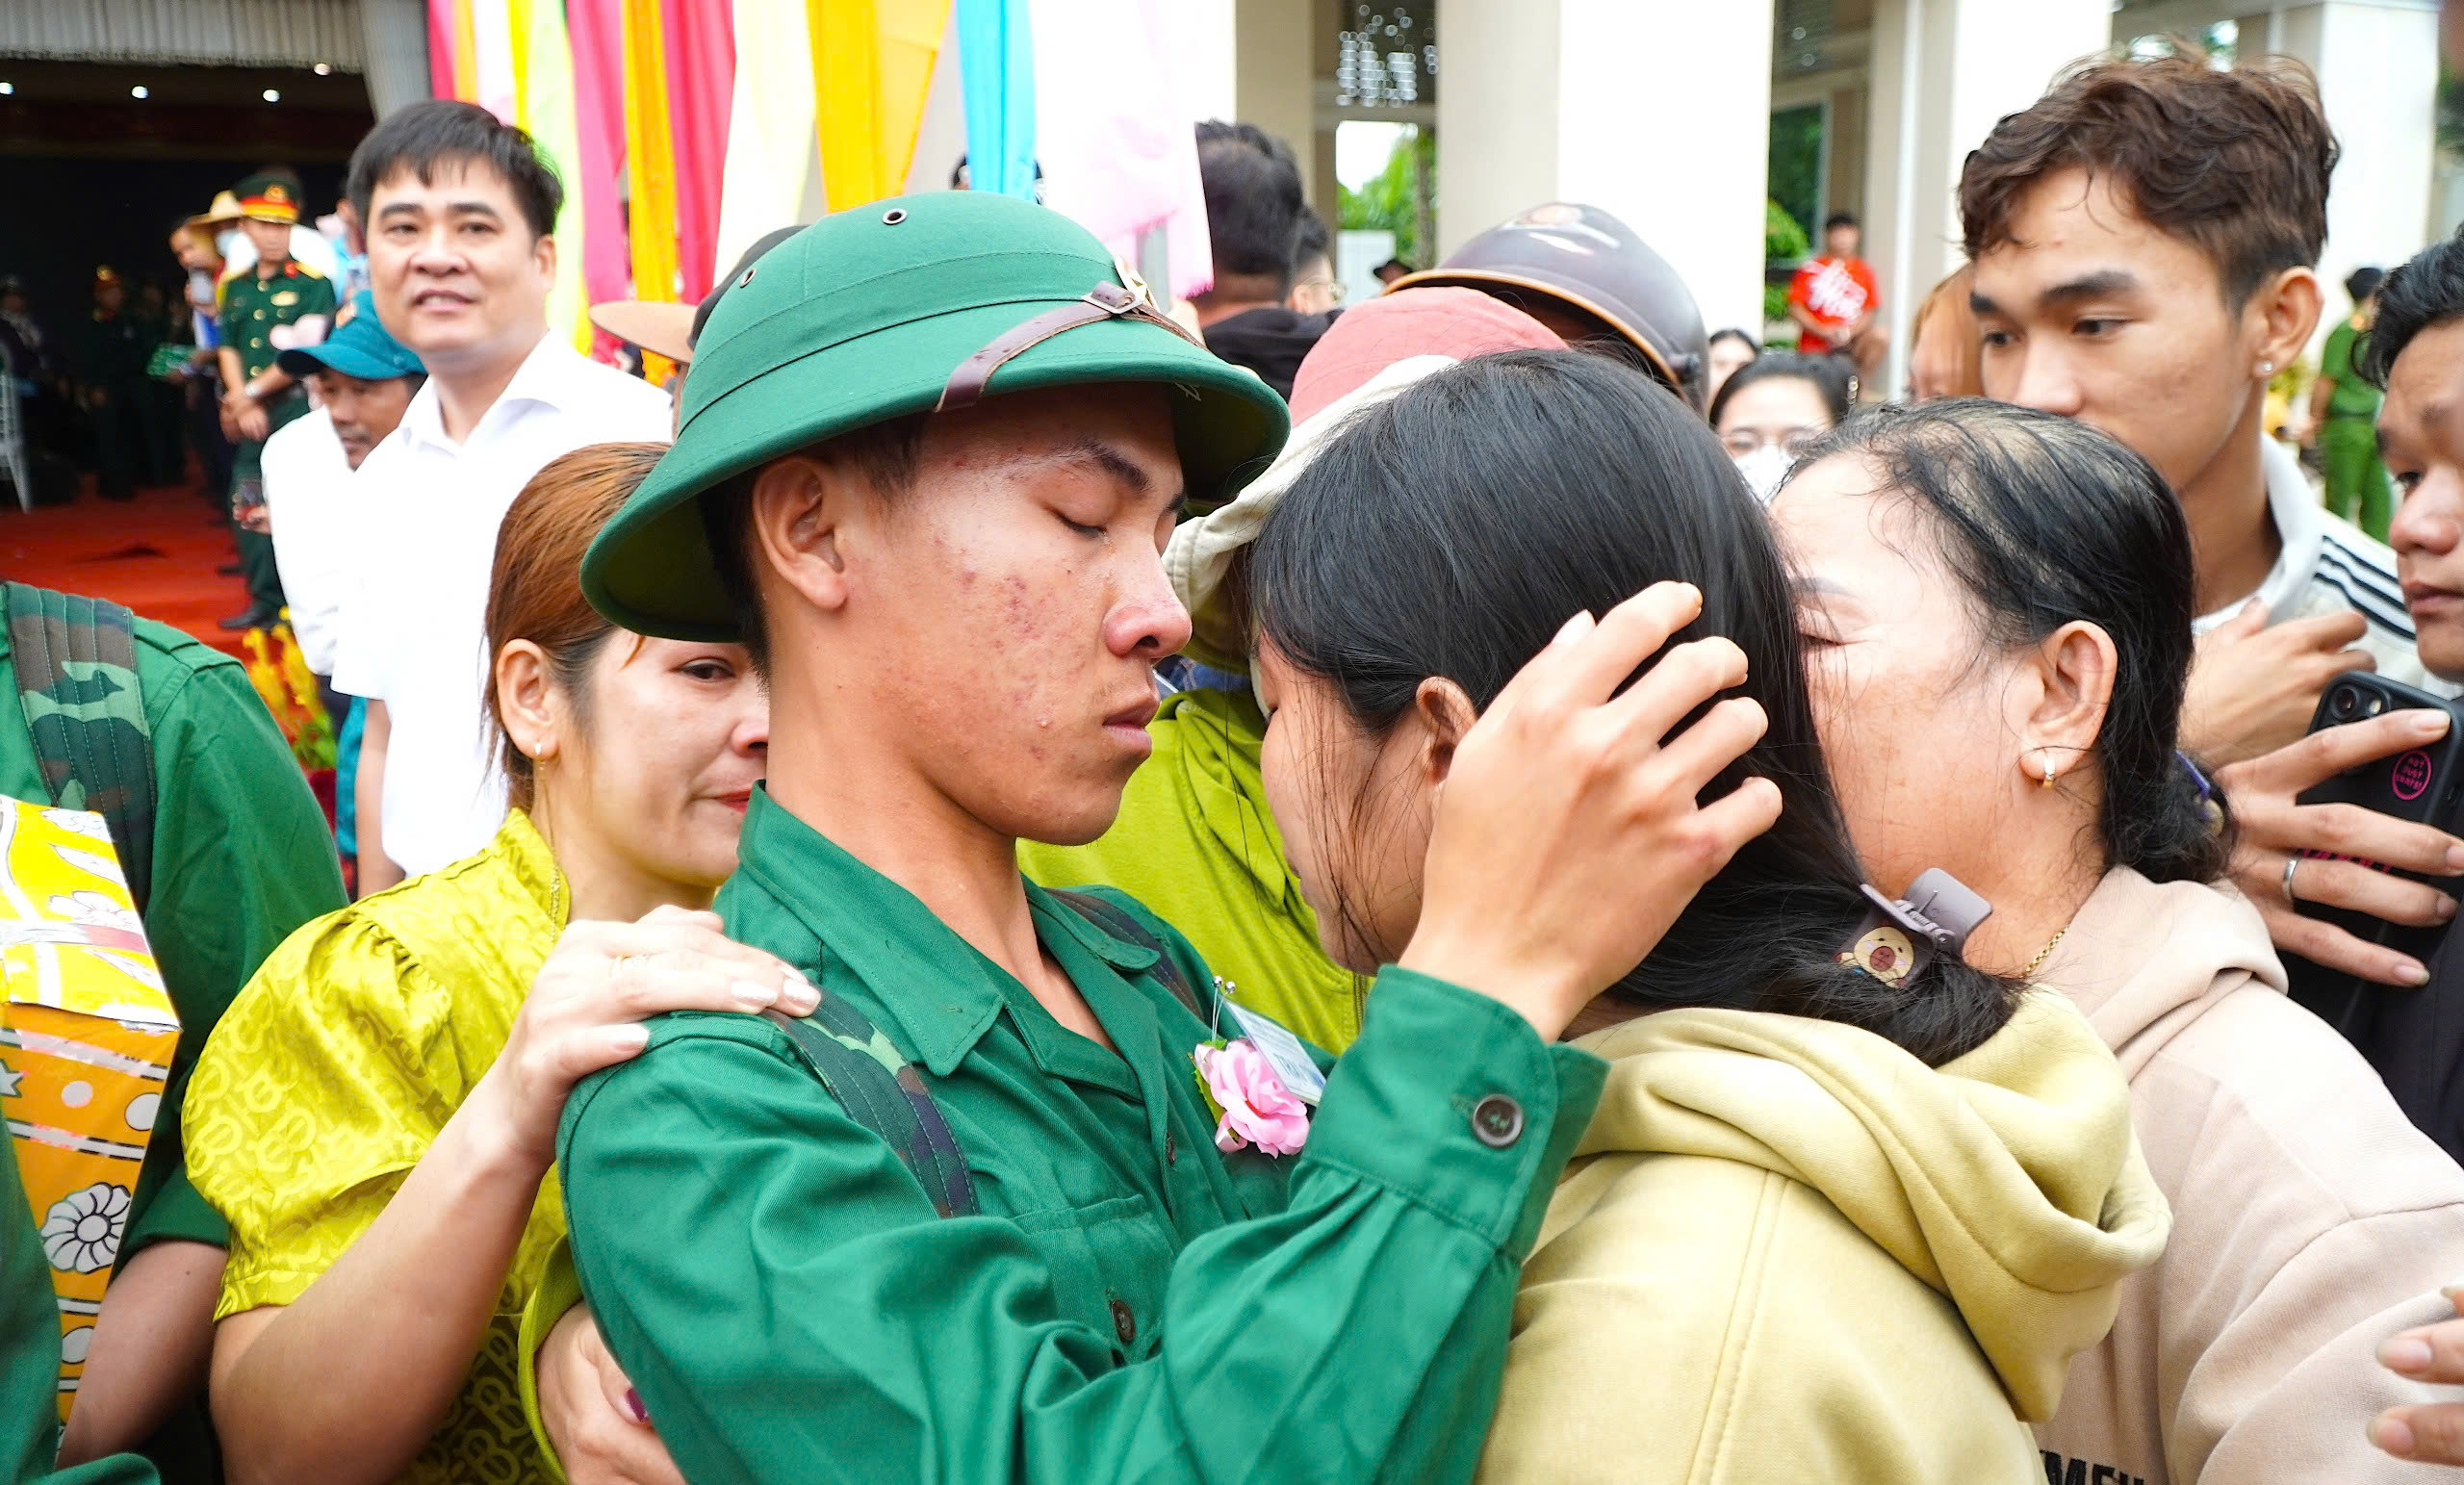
1011 1192 1178 1361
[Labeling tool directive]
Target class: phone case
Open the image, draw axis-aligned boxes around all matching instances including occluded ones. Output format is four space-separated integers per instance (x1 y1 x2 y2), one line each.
2292 672 2464 965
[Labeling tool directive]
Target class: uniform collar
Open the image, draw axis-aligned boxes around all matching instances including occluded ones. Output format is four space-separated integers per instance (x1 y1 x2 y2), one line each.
731 786 1163 1078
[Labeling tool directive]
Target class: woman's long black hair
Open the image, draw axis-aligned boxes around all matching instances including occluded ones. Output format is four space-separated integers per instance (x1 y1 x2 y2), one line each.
1250 350 2022 1066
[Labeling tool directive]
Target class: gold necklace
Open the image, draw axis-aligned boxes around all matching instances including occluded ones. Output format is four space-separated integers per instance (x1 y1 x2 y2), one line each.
2021 927 2067 982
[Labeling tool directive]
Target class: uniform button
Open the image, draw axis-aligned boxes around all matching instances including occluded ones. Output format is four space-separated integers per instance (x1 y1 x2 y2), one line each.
1471 1094 1525 1148
1109 1297 1136 1346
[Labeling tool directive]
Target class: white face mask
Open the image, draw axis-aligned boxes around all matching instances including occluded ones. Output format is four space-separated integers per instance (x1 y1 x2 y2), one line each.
1734 444 1793 502
215 228 243 260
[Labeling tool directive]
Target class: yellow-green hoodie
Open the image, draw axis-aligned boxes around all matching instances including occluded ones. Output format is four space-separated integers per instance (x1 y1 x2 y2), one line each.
1479 988 2169 1484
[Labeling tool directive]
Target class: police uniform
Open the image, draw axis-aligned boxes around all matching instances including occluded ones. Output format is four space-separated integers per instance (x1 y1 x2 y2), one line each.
217 175 334 625
530 193 1608 1484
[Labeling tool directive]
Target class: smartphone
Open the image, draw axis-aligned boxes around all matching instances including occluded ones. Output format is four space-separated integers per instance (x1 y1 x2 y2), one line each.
2288 672 2464 1026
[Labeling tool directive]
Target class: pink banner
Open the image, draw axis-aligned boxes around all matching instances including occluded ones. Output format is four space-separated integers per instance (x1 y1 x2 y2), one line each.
661 0 734 301
426 0 457 98
566 0 630 355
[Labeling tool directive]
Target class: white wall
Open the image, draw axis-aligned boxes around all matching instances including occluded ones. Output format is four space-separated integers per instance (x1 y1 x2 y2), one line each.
1862 0 2112 397
1438 0 1772 336
2275 2 2441 346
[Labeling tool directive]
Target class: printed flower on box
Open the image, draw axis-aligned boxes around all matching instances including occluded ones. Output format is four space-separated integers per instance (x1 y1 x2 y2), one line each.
47 889 142 935
42 1183 129 1274
38 809 110 843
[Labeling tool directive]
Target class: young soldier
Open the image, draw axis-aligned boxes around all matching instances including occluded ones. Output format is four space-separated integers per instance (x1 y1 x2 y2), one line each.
530 192 1778 1483
216 173 336 631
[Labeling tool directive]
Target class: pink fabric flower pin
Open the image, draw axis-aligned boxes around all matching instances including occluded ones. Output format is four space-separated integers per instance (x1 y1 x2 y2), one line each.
1191 1039 1310 1157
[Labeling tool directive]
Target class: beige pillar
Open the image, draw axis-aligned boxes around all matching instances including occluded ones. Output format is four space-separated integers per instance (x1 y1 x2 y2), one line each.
1862 0 2109 397
1235 0 1321 203
2272 2 2440 353
1438 0 1775 337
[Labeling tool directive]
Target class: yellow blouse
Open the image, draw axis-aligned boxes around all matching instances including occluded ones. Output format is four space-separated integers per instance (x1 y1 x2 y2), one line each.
188 810 568 1485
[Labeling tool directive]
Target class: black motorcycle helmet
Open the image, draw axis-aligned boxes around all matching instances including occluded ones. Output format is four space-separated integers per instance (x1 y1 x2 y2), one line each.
1388 202 1711 411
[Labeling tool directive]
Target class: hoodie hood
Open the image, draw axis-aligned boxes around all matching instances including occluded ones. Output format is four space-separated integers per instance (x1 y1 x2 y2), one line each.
1571 988 2169 1418
2035 866 2286 1078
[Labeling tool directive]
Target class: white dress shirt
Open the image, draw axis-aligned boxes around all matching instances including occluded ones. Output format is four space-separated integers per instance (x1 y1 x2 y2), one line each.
333 334 671 878
258 406 357 677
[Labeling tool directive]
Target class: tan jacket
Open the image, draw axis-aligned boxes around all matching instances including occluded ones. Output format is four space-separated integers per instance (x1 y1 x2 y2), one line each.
1480 990 2169 1483
2035 868 2464 1484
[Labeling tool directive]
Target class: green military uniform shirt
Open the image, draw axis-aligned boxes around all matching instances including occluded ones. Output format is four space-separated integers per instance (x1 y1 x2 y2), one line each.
218 262 334 473
556 787 1605 1484
0 614 345 1482
218 262 334 391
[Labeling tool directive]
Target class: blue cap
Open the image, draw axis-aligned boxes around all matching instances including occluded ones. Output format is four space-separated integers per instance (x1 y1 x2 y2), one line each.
277 290 423 381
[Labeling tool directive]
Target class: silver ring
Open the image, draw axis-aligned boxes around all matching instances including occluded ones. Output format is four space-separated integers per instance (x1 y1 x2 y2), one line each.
2283 856 2301 903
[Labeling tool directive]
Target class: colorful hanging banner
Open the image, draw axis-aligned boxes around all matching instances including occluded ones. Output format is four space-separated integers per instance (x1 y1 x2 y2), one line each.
619 0 682 382
661 0 735 300
956 0 1035 200
810 0 944 212
509 0 590 351
568 0 633 361
718 0 818 273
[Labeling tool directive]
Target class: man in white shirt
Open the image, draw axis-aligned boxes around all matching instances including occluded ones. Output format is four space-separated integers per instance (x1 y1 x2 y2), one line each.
333 100 670 889
265 289 425 676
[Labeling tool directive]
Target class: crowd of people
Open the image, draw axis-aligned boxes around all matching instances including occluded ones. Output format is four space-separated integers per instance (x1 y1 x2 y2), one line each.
13 34 2464 1485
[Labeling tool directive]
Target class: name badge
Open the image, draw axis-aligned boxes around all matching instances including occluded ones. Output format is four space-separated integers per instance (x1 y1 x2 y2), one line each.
1221 1000 1326 1106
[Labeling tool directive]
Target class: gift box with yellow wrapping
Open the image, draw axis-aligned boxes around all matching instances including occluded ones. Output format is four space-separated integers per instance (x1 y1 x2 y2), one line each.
0 796 175 1422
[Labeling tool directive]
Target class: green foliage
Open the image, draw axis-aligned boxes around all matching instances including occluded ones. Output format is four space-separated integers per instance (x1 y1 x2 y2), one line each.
1337 129 1430 269
1762 200 1809 328
1766 104 1824 245
1765 198 1810 262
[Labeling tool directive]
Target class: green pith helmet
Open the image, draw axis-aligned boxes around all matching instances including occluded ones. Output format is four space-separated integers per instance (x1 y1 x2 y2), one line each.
582 192 1293 640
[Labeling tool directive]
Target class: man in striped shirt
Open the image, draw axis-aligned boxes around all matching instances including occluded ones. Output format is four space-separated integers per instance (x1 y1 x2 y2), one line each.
1961 46 2451 988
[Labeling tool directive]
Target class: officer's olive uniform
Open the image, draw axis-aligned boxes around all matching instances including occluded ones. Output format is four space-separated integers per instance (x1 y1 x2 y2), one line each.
218 263 333 613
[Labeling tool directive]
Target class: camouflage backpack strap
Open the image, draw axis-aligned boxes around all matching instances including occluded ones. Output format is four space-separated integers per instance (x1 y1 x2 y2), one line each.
2 582 154 909
1046 887 1207 1022
761 986 979 1218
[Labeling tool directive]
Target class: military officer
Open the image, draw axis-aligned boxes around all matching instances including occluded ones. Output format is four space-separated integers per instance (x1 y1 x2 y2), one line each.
216 173 335 631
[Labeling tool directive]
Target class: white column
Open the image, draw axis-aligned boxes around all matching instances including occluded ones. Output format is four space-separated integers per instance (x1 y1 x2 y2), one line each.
2272 1 2440 352
1235 0 1321 197
1861 0 2108 397
1437 0 1774 338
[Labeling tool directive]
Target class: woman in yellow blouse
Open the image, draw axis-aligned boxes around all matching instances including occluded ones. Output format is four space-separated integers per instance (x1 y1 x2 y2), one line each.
185 442 799 1485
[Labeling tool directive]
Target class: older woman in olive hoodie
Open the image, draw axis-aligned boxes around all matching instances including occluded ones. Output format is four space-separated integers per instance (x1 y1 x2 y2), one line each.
1770 402 2464 1485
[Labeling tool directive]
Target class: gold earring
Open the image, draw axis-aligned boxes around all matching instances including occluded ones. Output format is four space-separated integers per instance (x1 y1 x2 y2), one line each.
2039 753 2058 789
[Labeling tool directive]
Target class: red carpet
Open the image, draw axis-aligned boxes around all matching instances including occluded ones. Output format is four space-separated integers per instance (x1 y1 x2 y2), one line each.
0 482 255 654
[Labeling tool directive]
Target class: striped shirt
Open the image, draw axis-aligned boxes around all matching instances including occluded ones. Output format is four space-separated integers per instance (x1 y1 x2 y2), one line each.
2194 438 2452 696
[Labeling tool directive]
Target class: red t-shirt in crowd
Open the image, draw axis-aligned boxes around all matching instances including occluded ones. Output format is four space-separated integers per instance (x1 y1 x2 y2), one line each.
1788 254 1880 352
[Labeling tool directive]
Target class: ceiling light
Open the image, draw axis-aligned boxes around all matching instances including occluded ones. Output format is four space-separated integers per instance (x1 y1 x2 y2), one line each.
262 89 280 102
129 85 148 99
313 63 332 76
